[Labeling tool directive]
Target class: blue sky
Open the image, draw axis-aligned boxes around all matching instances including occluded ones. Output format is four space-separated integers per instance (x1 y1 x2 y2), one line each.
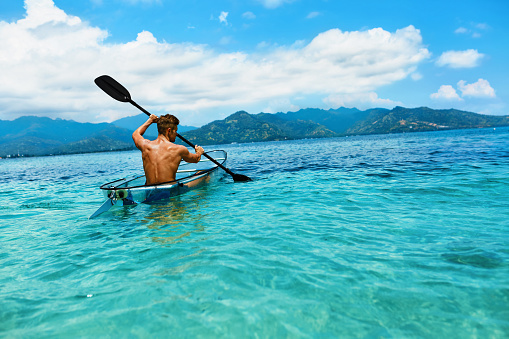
0 0 507 126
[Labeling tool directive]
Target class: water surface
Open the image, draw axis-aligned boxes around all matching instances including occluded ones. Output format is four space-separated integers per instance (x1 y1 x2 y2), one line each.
1 128 508 337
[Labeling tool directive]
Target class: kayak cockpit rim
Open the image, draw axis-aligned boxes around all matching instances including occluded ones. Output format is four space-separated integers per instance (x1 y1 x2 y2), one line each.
99 150 227 192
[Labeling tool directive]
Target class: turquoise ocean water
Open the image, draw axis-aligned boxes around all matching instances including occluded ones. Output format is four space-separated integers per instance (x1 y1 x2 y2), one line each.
1 127 508 337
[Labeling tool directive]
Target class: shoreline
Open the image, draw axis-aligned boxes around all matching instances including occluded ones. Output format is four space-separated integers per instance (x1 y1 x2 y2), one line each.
2 125 507 160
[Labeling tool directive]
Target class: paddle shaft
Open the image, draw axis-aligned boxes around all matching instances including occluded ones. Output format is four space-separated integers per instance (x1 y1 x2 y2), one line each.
94 75 251 181
177 133 238 177
131 99 238 177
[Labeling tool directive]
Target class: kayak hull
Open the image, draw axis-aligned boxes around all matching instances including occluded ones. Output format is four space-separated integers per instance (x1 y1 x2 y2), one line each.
104 168 220 205
89 150 226 218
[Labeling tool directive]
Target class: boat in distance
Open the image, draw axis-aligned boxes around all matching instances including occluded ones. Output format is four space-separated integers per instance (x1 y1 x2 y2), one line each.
89 150 227 218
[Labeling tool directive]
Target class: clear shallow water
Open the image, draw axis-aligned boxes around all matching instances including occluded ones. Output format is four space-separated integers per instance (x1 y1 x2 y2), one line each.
1 128 508 337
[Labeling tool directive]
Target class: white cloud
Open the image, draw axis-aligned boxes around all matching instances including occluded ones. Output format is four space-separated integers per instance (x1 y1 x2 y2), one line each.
430 85 462 101
324 92 403 109
242 11 256 20
0 1 430 125
263 98 300 113
219 11 228 25
219 36 233 45
455 27 468 34
458 79 496 98
21 0 81 28
431 79 496 102
122 0 162 4
306 12 321 19
436 49 484 68
454 23 489 38
411 72 423 81
475 23 489 30
256 0 295 9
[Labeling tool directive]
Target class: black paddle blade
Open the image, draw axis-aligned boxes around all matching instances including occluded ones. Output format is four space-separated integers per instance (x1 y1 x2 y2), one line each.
94 75 131 102
232 173 252 182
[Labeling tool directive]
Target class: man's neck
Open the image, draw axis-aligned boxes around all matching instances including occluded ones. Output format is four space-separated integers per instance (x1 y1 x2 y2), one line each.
158 134 171 143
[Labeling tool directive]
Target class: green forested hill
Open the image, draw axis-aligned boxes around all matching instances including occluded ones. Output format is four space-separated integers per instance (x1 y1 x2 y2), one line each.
345 107 509 135
183 111 337 145
0 116 134 157
258 107 373 134
181 107 508 146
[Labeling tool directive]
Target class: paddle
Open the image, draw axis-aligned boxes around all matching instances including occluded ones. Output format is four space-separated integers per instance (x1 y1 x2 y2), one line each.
94 75 252 182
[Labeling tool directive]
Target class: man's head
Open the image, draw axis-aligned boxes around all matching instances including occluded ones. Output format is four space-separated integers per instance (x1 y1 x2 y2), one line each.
157 114 179 141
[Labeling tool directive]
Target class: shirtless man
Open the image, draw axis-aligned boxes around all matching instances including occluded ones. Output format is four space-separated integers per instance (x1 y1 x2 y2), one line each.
132 114 204 185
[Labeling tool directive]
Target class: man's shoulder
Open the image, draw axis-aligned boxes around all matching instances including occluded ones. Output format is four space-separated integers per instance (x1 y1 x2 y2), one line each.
133 135 151 149
160 141 187 152
173 144 189 154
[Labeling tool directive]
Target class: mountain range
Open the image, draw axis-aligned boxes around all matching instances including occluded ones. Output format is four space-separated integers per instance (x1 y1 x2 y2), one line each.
1 107 508 157
0 116 133 157
183 107 509 145
0 115 196 157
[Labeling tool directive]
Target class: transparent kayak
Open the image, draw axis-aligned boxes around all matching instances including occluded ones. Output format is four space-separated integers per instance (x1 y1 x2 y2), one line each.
89 150 227 218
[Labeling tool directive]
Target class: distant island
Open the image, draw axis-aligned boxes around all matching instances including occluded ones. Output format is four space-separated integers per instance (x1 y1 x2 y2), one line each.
1 107 508 158
172 106 509 146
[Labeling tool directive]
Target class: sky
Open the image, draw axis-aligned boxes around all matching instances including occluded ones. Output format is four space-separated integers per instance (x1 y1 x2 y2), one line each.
0 0 507 126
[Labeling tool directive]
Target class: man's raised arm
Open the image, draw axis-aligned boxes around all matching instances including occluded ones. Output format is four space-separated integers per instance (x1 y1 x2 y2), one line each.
132 114 158 149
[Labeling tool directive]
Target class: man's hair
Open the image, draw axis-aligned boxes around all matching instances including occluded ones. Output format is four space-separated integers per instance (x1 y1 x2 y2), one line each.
157 114 179 135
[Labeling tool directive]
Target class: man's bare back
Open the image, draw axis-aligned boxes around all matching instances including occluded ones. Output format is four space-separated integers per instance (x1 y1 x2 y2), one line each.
132 114 204 185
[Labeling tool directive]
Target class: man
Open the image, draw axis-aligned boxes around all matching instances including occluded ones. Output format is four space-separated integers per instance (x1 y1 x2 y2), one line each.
132 114 204 185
